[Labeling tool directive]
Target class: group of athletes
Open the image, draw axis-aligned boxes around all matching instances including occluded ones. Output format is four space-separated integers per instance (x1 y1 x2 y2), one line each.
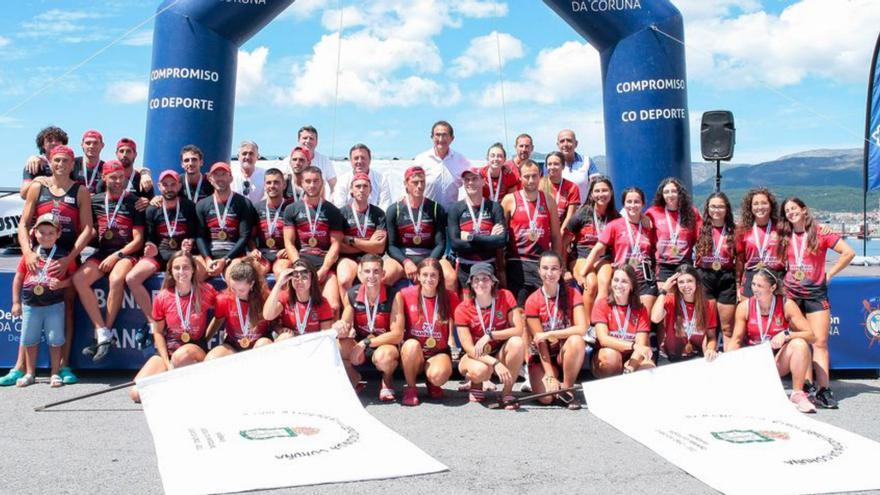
1 121 856 413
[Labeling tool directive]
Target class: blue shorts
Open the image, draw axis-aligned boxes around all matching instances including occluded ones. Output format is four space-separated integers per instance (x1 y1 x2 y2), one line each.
20 302 65 347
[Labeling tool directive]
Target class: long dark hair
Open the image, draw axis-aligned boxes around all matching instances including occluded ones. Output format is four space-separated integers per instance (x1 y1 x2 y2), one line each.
573 175 620 227
606 265 642 310
669 264 707 332
652 177 696 228
418 258 450 322
777 197 819 257
162 251 203 314
739 187 779 228
696 192 736 259
289 258 325 306
539 251 570 322
227 259 267 327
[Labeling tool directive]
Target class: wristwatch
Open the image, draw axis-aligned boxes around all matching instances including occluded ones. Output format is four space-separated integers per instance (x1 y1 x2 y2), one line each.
116 251 125 259
347 236 355 246
466 232 474 242
362 338 372 348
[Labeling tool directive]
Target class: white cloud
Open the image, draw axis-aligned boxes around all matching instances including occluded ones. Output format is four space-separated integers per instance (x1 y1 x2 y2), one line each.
121 30 153 47
0 36 10 48
674 0 761 20
320 6 368 31
21 9 107 43
236 47 269 102
451 31 524 78
105 81 148 104
685 0 880 88
452 0 508 18
282 0 329 20
0 116 22 128
479 41 601 106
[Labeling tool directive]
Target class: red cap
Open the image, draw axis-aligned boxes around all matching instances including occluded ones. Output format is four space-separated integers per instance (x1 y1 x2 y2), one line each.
209 162 232 175
290 146 312 162
158 170 180 183
116 138 137 152
404 166 425 181
48 145 75 160
351 172 371 185
102 160 125 176
460 167 482 179
82 129 103 142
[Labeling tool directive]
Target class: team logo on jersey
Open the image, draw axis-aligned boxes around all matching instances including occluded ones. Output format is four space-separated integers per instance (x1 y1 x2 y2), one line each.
712 429 790 444
862 298 880 347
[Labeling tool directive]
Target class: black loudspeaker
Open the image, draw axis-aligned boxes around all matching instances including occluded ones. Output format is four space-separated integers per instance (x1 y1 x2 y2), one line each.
701 111 735 161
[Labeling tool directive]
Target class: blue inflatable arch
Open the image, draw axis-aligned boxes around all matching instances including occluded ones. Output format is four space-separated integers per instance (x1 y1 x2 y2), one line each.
144 0 691 194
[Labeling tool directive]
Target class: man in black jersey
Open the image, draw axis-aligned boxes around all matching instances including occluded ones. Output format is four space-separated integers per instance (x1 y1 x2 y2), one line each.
179 144 214 203
337 172 388 292
75 161 146 362
195 162 254 280
250 168 291 278
447 168 508 292
127 170 198 325
96 138 154 211
74 130 105 194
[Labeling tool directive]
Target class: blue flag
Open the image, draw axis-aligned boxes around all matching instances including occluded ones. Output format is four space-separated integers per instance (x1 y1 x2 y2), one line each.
866 32 880 191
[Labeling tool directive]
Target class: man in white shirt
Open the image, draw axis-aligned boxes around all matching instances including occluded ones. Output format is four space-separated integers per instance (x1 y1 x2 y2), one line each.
298 125 337 198
231 140 265 203
332 143 392 210
412 120 471 206
557 129 600 202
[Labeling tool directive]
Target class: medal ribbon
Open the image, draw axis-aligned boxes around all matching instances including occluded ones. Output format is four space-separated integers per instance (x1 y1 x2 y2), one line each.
36 245 57 284
487 168 504 202
465 198 485 235
174 288 194 332
161 201 180 239
712 225 726 262
592 209 605 234
104 190 127 231
420 294 439 338
82 159 99 190
664 208 681 253
265 199 283 238
755 296 777 343
752 221 773 265
519 190 541 233
475 299 496 338
185 174 203 202
791 231 809 271
612 304 632 339
293 299 312 335
541 286 560 331
234 297 251 339
624 220 643 264
678 298 696 339
349 203 370 238
405 198 425 237
304 199 324 238
364 290 381 334
212 192 235 232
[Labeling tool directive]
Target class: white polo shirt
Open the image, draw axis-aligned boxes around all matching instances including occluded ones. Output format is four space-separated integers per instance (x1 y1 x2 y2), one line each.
413 147 471 206
332 168 393 211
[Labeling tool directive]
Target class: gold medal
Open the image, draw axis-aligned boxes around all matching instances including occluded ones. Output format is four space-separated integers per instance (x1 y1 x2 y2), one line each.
527 230 538 242
168 238 178 249
238 337 251 349
483 343 492 355
684 342 694 354
628 257 640 268
712 260 722 271
180 331 191 343
670 245 680 257
425 337 436 348
755 261 765 270
412 235 422 245
266 238 276 248
104 230 113 240
33 285 45 296
794 270 806 281
308 236 318 247
217 230 228 241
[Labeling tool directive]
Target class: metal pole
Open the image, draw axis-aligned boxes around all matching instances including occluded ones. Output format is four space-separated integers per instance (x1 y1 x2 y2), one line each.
715 159 722 193
34 381 135 411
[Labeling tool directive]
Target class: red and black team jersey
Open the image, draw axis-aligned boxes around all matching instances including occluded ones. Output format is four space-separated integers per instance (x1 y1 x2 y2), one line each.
33 183 82 252
645 206 702 265
340 203 387 260
480 165 519 202
453 288 518 355
696 225 736 271
400 285 460 356
277 291 335 334
508 191 553 262
91 191 145 256
255 197 292 263
214 291 273 350
565 206 614 259
660 297 717 349
782 230 840 300
195 192 254 260
548 179 580 222
598 217 656 284
385 198 447 262
446 199 507 264
735 222 784 272
179 175 215 204
346 284 397 339
590 298 650 343
17 245 76 307
283 199 346 266
524 285 583 355
745 295 788 346
145 198 199 262
96 169 154 200
152 284 218 353
72 157 104 194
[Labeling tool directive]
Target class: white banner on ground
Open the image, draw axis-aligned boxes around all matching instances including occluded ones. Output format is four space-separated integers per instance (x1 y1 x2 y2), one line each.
583 344 880 495
138 331 447 495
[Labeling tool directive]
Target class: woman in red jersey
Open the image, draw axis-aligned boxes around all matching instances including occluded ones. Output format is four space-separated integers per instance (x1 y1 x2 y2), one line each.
736 187 784 301
730 269 817 413
398 258 460 406
205 259 273 358
569 176 620 319
263 259 334 339
480 143 519 203
694 192 738 347
539 151 580 232
645 177 701 283
129 251 217 402
524 251 587 409
591 265 654 377
778 197 854 409
651 265 719 361
454 262 525 408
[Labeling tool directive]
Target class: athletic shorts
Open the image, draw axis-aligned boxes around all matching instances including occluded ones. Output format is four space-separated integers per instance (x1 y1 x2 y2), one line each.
793 296 830 315
300 253 336 272
638 278 659 297
698 268 737 305
656 262 691 283
506 259 542 306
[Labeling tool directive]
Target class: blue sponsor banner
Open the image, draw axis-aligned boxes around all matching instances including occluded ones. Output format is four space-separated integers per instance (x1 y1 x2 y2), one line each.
827 276 880 370
867 32 880 191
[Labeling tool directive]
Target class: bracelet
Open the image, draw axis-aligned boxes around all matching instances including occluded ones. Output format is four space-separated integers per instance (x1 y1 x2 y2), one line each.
658 288 668 295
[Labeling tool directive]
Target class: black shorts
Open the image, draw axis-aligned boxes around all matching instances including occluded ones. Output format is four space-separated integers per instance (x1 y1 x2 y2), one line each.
638 276 659 297
506 259 542 306
300 253 336 272
656 262 691 283
793 295 830 314
741 268 784 297
454 257 499 290
698 268 738 305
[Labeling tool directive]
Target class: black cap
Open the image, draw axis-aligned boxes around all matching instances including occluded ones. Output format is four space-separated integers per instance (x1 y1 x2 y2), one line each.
468 262 498 283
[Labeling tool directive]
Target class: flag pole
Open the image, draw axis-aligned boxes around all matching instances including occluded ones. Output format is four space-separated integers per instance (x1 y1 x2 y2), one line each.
864 31 880 256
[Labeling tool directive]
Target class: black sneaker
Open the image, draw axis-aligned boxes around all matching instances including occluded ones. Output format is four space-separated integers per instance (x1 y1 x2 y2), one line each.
82 340 98 357
815 387 839 409
803 380 817 396
92 336 118 363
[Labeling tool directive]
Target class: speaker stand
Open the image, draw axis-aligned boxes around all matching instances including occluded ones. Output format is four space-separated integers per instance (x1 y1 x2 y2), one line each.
714 159 722 193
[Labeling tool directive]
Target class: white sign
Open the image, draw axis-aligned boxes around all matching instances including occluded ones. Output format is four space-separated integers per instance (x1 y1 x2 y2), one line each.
583 344 880 495
138 331 447 495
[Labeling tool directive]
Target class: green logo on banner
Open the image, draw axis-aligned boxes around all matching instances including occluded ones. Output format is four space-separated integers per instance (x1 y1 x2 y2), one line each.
239 426 320 440
712 429 789 444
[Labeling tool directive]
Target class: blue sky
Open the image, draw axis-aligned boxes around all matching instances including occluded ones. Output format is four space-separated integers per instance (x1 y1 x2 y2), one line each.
0 0 878 186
